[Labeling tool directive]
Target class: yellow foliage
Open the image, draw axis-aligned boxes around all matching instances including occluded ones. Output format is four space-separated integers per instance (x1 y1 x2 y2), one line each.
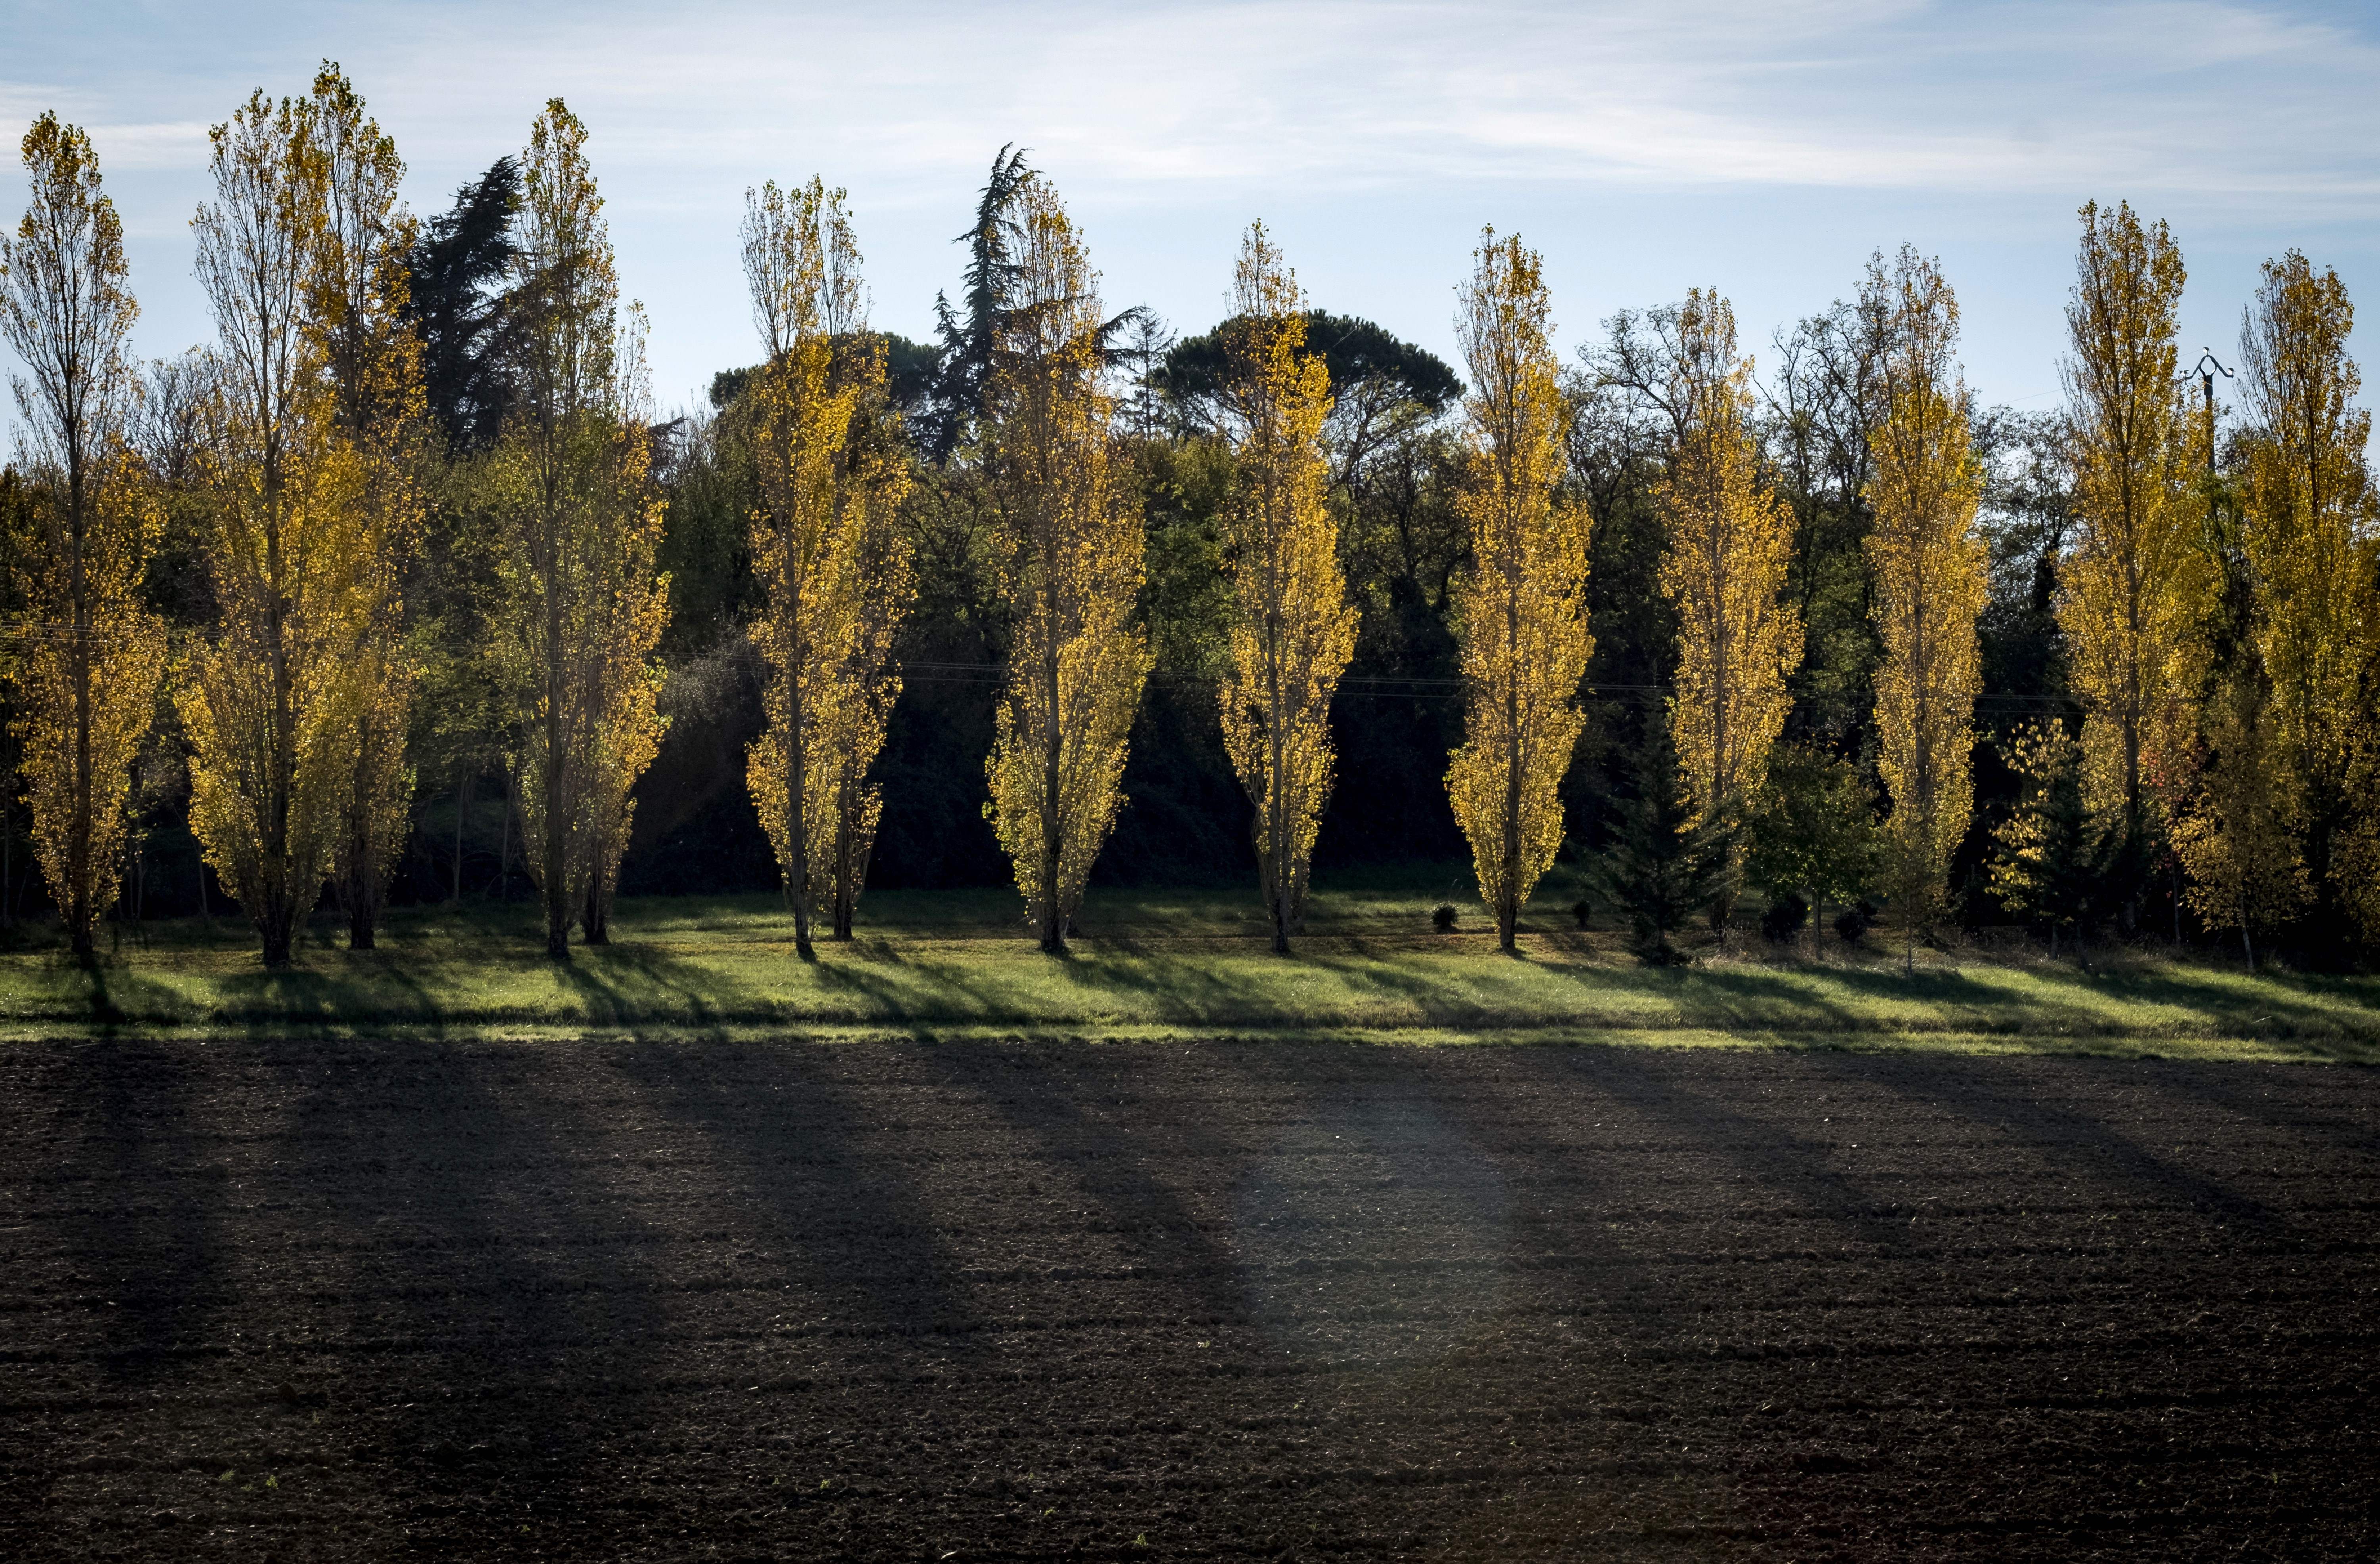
981 177 1150 950
1653 289 1800 856
177 86 399 967
2173 681 2308 967
2235 249 2379 921
180 418 378 966
1217 223 1355 951
1863 246 1986 946
0 113 167 958
491 101 672 956
1445 229 1593 950
307 65 424 946
741 178 913 949
2058 201 2202 842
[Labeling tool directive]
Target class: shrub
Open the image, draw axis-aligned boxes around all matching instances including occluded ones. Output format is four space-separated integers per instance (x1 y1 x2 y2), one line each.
1760 894 1809 942
1835 902 1873 944
1431 903 1458 932
1569 898 1592 929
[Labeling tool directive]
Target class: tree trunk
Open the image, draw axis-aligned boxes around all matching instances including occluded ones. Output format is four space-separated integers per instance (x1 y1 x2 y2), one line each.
789 750 812 960
832 777 856 941
497 767 512 902
1040 633 1066 956
346 734 378 950
451 763 472 905
542 796 570 960
261 909 294 970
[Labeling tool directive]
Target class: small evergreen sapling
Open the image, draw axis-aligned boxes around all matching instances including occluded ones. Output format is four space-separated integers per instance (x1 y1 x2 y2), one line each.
1597 712 1728 964
1990 721 2117 957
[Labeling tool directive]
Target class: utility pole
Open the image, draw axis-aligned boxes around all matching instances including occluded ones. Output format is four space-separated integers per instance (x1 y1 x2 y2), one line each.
2173 351 2236 949
2188 349 2233 480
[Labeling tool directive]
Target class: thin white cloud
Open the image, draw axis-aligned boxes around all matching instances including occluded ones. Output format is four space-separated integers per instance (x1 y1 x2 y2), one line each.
2 0 2374 418
19 0 2373 203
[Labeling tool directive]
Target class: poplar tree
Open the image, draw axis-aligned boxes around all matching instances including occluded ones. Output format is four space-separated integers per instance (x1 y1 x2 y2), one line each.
306 65 422 950
816 410 912 940
2057 201 2200 922
1445 230 1593 952
981 175 1148 952
1863 246 1986 964
0 113 166 961
742 176 912 953
1654 289 1800 927
2234 251 2378 939
490 101 671 957
1217 224 1355 954
179 88 376 969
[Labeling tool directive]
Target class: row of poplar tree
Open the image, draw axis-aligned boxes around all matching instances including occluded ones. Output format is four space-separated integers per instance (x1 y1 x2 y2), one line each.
2 71 2374 968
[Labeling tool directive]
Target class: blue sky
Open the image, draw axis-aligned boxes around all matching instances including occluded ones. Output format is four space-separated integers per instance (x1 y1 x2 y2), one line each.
4 0 2376 424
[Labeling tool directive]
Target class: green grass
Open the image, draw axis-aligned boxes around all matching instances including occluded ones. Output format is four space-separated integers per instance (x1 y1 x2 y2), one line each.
3 876 2376 1063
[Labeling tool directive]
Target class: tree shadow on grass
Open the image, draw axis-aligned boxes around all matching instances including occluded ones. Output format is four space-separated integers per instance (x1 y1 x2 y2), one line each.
804 945 1026 1029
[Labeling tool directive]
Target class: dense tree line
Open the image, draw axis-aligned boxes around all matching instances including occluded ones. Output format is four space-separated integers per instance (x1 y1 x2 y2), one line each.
3 76 2375 967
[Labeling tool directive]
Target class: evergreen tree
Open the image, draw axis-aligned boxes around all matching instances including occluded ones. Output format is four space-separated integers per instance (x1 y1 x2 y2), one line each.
1598 709 1727 964
921 144 1034 461
405 157 519 452
1989 720 2114 956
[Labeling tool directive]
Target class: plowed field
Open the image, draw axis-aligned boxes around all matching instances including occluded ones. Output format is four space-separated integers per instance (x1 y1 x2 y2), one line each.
3 1038 2374 1560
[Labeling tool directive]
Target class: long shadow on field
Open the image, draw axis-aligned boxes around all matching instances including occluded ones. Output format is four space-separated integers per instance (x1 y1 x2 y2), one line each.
0 1040 228 1541
1868 1056 2288 1236
909 1041 1255 1321
265 1040 665 1547
33 1039 234 1384
2156 1062 2380 1165
1551 1046 1921 1252
615 1040 987 1357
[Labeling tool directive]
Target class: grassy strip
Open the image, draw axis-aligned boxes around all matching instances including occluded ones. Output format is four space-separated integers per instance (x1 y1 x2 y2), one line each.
3 885 2376 1063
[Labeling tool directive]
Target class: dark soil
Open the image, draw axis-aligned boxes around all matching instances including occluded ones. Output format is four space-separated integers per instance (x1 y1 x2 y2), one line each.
2 1037 2375 1560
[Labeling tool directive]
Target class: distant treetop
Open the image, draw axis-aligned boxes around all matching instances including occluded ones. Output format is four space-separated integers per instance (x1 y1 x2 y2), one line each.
1157 309 1463 419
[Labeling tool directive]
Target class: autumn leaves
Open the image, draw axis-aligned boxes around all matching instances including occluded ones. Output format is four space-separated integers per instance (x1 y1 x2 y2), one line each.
5 86 2370 967
0 115 165 963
